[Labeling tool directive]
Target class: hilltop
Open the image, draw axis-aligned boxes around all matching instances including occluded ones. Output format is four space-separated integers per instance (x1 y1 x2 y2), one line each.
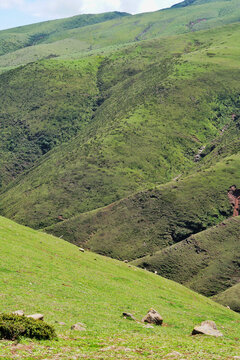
1 0 240 72
0 215 239 359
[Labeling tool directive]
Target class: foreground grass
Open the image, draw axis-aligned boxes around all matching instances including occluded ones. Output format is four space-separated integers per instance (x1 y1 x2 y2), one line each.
0 216 239 359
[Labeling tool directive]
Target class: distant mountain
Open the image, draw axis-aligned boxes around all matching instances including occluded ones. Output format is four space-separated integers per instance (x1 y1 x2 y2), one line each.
1 0 240 72
172 0 197 8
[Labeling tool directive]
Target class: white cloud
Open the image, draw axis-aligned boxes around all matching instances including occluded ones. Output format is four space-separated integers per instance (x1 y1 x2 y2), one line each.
0 0 181 19
0 0 24 9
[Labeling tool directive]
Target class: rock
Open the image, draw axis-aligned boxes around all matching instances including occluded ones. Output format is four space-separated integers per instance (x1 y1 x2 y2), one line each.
165 351 182 358
12 310 24 316
123 260 128 263
192 320 223 337
27 313 44 321
122 312 137 321
55 321 66 326
233 357 240 359
71 322 86 331
142 308 163 325
79 248 85 253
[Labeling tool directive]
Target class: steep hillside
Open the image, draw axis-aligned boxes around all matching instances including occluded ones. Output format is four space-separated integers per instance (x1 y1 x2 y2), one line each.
1 0 240 72
46 153 240 259
0 216 239 359
1 24 240 228
213 283 240 313
133 217 240 297
0 57 100 188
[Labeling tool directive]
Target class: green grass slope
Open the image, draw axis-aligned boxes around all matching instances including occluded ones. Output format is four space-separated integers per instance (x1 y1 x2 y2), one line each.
46 153 240 260
1 0 240 72
133 217 240 297
0 216 239 359
0 57 100 188
1 24 240 228
213 283 240 313
0 12 129 56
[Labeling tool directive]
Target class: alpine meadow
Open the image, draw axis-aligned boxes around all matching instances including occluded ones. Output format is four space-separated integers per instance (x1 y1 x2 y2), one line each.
0 0 240 359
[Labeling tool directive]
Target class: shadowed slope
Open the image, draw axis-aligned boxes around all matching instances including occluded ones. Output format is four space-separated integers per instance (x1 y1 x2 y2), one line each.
213 283 240 313
46 153 240 259
133 217 240 298
0 57 100 188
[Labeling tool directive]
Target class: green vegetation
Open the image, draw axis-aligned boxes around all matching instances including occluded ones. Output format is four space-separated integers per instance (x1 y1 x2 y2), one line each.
0 57 100 187
0 0 240 328
1 23 240 228
133 217 240 298
0 12 129 57
0 216 239 359
0 314 56 341
46 153 240 259
213 283 240 313
1 0 240 72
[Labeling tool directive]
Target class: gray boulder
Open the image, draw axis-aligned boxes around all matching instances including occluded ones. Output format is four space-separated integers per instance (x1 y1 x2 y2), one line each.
142 308 163 325
27 313 44 321
192 320 223 337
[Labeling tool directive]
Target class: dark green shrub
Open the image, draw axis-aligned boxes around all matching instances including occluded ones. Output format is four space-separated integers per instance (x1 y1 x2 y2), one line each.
0 314 57 340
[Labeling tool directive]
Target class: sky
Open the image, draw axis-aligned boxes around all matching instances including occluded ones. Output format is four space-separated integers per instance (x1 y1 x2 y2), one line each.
0 0 182 30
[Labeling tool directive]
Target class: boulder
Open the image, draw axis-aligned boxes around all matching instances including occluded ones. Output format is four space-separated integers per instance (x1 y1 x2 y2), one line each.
71 322 86 331
27 313 44 321
12 310 24 316
142 308 163 325
122 312 137 321
79 248 85 253
192 320 223 337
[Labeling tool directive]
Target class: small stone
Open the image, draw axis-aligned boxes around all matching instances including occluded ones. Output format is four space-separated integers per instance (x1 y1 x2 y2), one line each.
27 313 44 321
123 260 128 263
122 312 137 321
12 310 24 316
143 324 154 329
71 322 86 331
142 308 163 325
165 351 182 358
233 357 240 359
56 321 66 326
79 248 85 253
192 320 223 337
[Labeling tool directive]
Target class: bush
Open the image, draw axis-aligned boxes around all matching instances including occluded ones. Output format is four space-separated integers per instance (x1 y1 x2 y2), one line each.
0 314 57 340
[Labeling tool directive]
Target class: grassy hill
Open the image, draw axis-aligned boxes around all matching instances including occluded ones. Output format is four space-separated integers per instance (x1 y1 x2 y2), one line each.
0 57 100 188
133 217 240 298
213 283 240 313
45 152 240 259
1 23 240 228
1 0 240 72
0 12 129 56
0 215 240 359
